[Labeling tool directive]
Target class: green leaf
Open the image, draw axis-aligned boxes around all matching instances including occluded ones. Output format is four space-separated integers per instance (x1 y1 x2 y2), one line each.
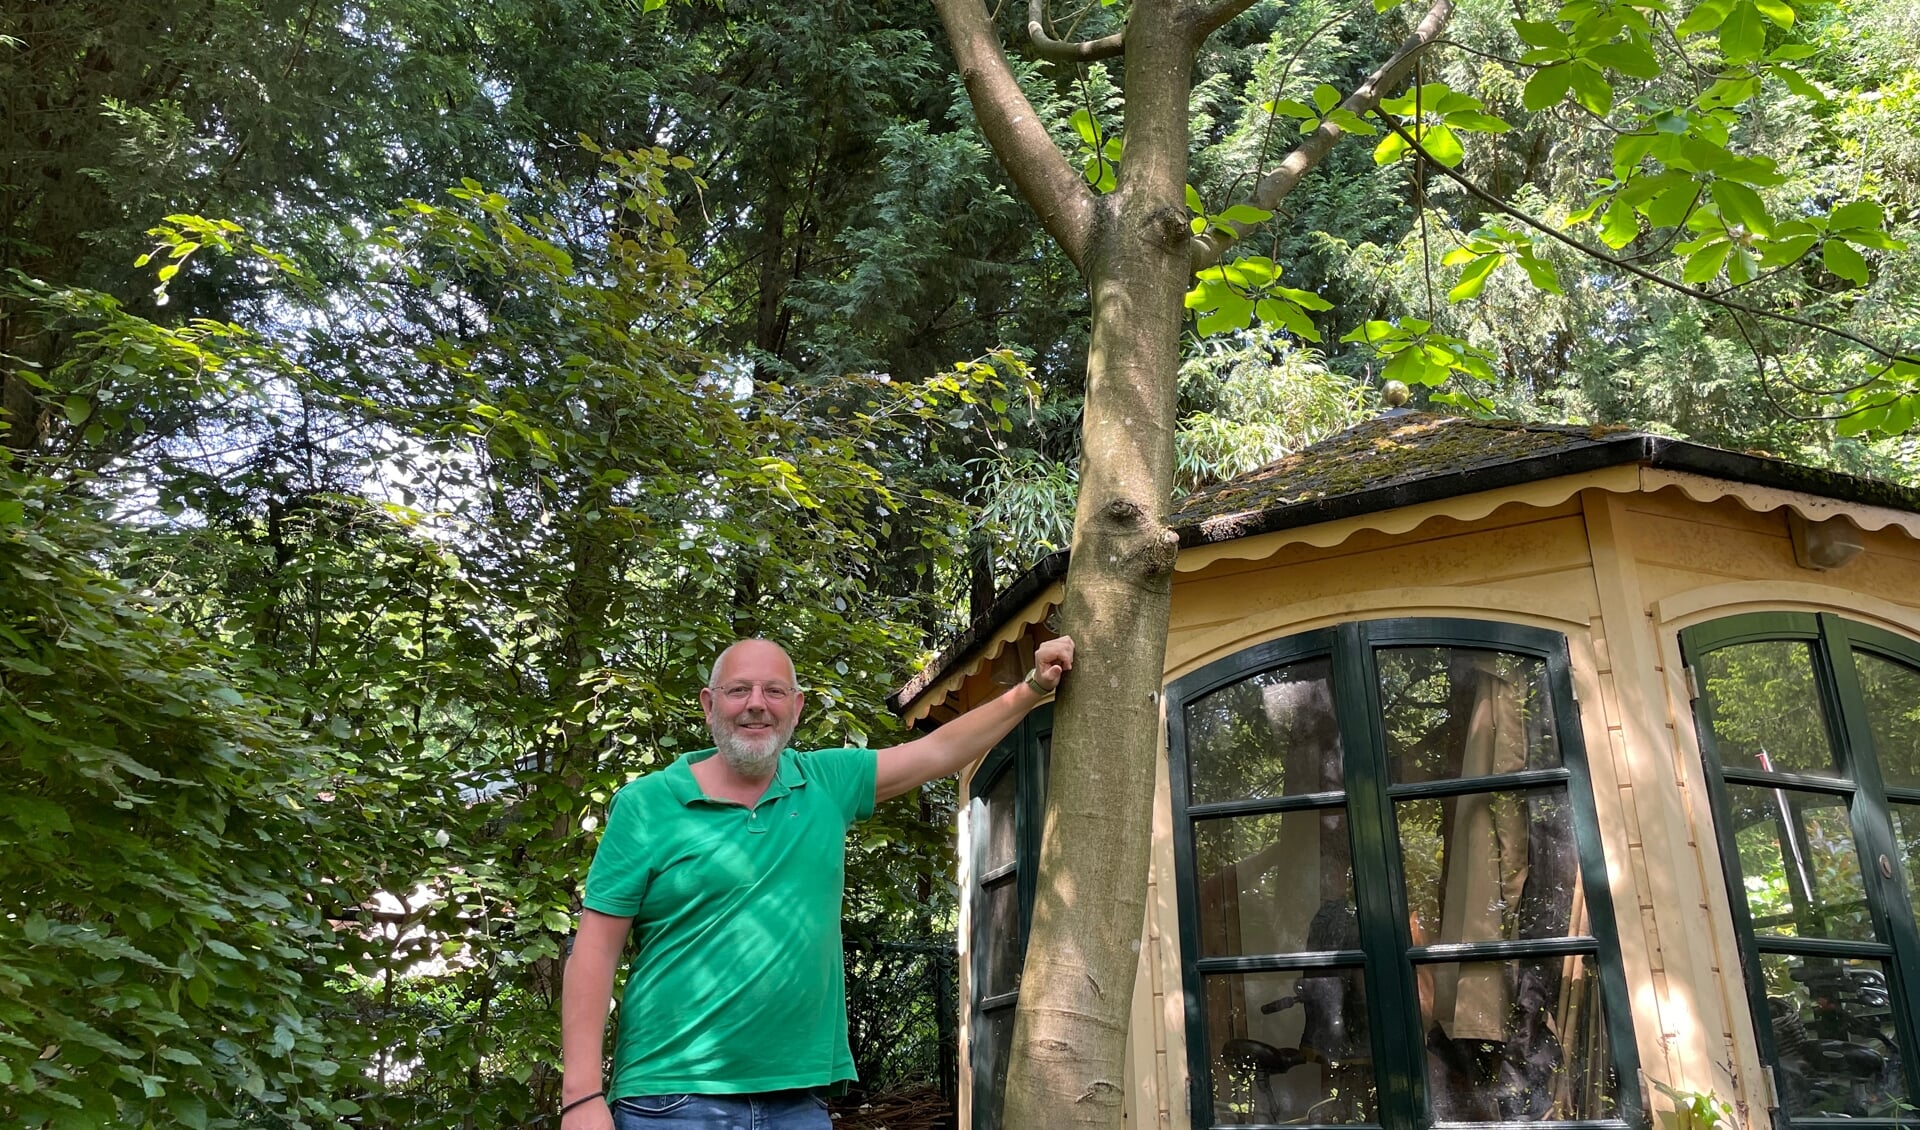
1719 1 1767 62
1273 286 1335 311
1675 0 1736 36
1830 200 1885 232
1600 198 1640 247
1445 111 1513 133
1754 0 1794 27
1773 65 1826 100
1313 84 1343 114
1265 98 1316 118
1823 239 1869 285
1218 204 1274 226
1373 132 1411 165
1069 108 1099 146
1185 185 1204 214
1709 180 1771 235
1422 125 1466 167
1768 42 1818 58
1758 232 1816 267
1195 294 1255 336
1643 182 1701 228
1523 64 1577 111
1519 254 1564 294
1586 40 1662 77
1727 244 1758 283
1325 108 1378 135
1255 297 1323 342
1683 239 1732 283
1513 19 1571 48
1448 253 1503 301
642 0 666 9
1567 62 1614 115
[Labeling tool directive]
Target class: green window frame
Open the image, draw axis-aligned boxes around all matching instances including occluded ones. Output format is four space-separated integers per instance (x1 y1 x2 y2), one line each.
1168 619 1643 1130
1681 612 1920 1126
965 707 1050 1130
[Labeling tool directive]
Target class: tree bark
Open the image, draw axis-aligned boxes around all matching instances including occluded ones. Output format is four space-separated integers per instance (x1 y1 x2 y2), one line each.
998 7 1191 1123
930 1 1194 1125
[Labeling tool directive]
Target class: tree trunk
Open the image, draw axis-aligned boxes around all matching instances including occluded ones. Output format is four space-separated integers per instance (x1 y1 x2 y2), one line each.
997 5 1192 1127
931 0 1453 1121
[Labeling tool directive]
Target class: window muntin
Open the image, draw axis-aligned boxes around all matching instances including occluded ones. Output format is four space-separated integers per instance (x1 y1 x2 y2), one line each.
1684 614 1920 1127
1171 621 1639 1130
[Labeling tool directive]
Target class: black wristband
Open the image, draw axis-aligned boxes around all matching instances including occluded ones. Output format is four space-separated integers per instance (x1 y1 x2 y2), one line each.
560 1091 604 1118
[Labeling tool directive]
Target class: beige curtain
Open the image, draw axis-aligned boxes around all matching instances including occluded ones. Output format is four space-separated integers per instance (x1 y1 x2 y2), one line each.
1431 658 1531 1041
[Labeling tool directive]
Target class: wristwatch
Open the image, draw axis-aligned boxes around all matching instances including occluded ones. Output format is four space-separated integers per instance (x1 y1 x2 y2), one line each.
1024 667 1050 696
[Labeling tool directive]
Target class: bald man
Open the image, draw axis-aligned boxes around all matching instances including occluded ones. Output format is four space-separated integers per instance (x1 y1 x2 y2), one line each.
560 635 1074 1130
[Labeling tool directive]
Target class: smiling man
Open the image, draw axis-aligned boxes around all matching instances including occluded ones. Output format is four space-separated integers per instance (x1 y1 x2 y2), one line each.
559 634 1074 1130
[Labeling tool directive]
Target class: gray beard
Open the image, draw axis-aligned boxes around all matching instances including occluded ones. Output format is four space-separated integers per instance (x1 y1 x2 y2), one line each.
713 727 790 778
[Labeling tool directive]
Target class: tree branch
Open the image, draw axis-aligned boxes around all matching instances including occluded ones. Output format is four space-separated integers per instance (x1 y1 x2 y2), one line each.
935 0 1100 270
1377 112 1920 368
1191 0 1455 271
1190 0 1263 39
1027 0 1126 61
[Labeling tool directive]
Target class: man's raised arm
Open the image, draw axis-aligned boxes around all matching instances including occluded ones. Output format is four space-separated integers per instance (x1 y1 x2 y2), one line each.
872 635 1074 803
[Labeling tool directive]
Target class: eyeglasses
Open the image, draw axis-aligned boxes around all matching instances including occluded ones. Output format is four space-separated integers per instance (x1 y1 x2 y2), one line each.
714 682 797 704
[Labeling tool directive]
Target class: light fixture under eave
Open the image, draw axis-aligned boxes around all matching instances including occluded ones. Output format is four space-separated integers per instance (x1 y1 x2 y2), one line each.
1789 511 1866 570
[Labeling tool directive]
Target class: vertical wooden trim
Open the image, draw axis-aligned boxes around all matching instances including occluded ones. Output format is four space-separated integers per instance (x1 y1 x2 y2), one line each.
1581 490 1747 1108
956 759 978 1130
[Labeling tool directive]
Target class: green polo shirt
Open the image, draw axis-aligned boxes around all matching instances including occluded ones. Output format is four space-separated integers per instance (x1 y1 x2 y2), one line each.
582 746 877 1098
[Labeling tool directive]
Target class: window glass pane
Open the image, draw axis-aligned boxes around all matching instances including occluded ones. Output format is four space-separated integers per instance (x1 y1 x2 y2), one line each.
1697 640 1840 777
1186 658 1342 805
1417 954 1618 1122
1194 808 1356 958
980 877 1020 996
971 1002 1015 1130
1894 803 1920 905
981 769 1017 874
1398 788 1581 946
1759 953 1911 1118
1856 650 1920 789
1378 648 1560 784
1202 968 1377 1126
1724 785 1871 941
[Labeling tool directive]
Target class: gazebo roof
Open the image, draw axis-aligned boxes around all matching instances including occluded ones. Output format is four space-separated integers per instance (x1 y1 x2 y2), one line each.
890 412 1920 713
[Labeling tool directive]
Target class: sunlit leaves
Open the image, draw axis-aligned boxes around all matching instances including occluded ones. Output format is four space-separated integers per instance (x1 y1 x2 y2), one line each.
1441 225 1563 301
1185 256 1333 340
1339 319 1500 388
1071 108 1123 193
1837 362 1920 438
1373 83 1510 168
1264 83 1378 137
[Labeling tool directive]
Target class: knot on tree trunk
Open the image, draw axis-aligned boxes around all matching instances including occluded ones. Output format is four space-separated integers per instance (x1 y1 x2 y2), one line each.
1101 497 1147 526
1144 204 1191 251
1129 524 1179 580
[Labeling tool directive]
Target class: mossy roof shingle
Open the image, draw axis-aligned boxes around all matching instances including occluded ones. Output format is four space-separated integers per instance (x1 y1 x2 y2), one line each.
891 412 1920 712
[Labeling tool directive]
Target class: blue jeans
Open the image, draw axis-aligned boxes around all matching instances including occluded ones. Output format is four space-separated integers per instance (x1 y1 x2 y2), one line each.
610 1089 831 1130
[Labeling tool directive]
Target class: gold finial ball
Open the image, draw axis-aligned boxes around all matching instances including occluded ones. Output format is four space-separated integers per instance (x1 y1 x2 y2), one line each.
1382 380 1411 407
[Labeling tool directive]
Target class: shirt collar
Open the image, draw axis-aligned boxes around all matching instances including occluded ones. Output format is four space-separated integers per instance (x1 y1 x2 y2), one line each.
664 747 808 806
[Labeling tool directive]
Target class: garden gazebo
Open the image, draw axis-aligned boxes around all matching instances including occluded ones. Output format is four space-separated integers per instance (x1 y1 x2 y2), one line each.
895 411 1920 1130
